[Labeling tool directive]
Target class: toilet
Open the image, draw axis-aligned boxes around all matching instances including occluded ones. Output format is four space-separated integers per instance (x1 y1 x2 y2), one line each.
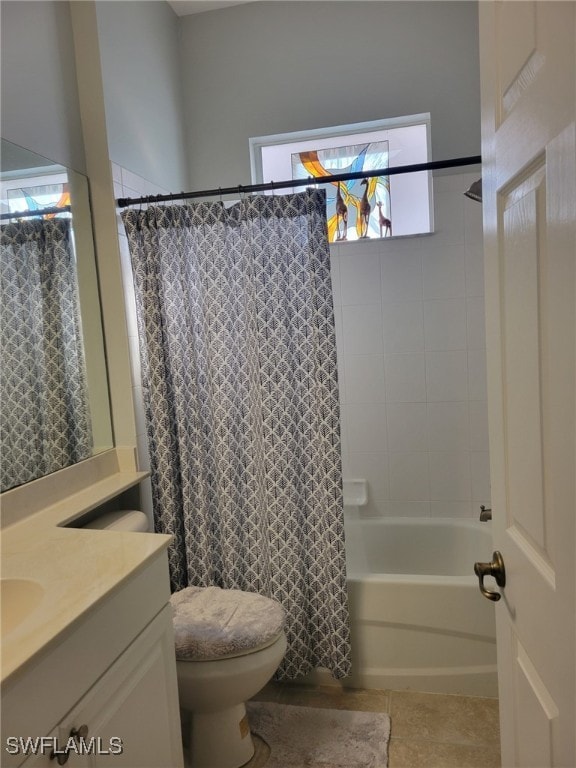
84 510 287 768
172 585 286 768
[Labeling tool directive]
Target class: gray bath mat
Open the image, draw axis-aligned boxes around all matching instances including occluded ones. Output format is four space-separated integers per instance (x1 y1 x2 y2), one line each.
246 701 391 767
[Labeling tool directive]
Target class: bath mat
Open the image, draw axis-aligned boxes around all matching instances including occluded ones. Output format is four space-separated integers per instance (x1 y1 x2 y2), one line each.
246 701 391 767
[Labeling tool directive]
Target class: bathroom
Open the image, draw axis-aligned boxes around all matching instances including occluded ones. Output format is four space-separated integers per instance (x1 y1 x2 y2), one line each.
1 2 574 767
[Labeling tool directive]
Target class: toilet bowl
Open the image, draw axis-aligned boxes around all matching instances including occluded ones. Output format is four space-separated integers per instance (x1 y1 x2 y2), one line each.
171 585 286 768
84 510 286 768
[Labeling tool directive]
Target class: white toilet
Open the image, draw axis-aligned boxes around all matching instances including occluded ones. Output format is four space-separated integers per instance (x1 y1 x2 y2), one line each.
84 510 287 768
171 585 286 768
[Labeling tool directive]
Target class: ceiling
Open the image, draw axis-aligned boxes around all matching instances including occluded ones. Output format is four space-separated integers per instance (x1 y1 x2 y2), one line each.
167 1 254 15
167 0 379 16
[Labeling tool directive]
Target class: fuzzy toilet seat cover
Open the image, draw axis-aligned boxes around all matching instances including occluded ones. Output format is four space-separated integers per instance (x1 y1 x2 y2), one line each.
170 586 285 661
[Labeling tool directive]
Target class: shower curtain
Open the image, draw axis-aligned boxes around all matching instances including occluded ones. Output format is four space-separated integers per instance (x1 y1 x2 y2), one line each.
0 218 93 491
122 189 351 679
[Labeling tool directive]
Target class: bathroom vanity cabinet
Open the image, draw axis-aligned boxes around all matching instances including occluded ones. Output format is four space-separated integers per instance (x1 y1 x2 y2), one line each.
1 452 184 768
3 553 184 768
17 608 180 767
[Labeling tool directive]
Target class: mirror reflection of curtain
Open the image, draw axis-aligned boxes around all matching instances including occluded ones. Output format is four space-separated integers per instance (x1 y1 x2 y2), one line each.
0 218 93 491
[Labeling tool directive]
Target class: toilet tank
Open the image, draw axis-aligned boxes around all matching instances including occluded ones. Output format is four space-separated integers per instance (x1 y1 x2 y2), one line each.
82 509 150 532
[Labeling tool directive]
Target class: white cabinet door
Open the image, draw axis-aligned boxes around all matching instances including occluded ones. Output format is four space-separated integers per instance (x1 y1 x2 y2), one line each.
62 605 183 768
17 607 183 768
480 2 575 765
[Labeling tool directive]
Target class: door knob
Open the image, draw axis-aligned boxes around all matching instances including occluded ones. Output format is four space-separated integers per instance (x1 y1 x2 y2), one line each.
474 551 506 601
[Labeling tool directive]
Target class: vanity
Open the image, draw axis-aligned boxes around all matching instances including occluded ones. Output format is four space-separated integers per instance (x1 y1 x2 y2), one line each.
0 450 184 767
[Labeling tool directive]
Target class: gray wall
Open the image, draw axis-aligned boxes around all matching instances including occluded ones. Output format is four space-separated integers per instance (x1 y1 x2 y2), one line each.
180 1 480 189
95 1 189 191
0 1 85 172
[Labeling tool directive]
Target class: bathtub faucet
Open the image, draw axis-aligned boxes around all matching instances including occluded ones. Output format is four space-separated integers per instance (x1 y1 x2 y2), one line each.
479 505 492 522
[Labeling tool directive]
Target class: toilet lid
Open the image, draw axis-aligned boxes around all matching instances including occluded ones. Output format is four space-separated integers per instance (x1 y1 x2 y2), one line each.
170 586 285 661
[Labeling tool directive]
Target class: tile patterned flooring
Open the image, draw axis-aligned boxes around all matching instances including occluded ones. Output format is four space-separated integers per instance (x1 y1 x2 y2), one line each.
249 682 501 767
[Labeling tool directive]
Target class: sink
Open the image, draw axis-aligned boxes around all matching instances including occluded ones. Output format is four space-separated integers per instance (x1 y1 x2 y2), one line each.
1 578 45 634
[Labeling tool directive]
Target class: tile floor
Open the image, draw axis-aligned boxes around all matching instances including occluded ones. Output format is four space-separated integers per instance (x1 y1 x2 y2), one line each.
250 682 501 768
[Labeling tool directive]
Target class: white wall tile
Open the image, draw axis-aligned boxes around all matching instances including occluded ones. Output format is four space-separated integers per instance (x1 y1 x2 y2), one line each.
429 451 471 501
382 301 424 353
424 298 467 350
427 402 470 452
139 477 154 529
471 450 491 500
425 350 469 401
339 251 381 305
464 196 484 247
132 384 147 439
387 403 428 452
389 452 429 501
468 348 488 400
469 400 489 451
381 248 423 302
337 349 347 403
111 162 122 184
344 354 386 403
466 296 486 349
329 251 342 305
384 353 426 402
346 451 389 500
342 304 383 355
432 190 465 245
422 245 466 299
336 173 487 522
430 501 473 517
338 403 350 457
378 501 431 517
465 242 485 297
137 431 151 472
346 403 387 453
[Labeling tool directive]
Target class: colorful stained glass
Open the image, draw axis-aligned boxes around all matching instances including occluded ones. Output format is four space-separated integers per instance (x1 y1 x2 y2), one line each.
291 141 391 242
5 181 70 218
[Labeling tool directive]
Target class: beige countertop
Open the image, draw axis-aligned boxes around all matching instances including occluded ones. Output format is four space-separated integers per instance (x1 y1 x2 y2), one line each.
0 452 171 684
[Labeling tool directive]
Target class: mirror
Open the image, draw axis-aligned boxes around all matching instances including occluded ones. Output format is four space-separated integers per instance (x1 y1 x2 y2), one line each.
1 140 113 492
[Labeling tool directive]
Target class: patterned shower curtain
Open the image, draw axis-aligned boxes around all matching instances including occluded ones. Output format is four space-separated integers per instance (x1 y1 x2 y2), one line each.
122 189 351 679
0 218 93 491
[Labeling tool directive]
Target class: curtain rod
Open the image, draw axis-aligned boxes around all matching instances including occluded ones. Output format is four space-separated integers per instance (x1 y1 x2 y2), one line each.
0 205 71 221
116 155 481 209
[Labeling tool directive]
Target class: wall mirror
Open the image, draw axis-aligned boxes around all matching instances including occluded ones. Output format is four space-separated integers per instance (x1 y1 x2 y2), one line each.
1 139 113 492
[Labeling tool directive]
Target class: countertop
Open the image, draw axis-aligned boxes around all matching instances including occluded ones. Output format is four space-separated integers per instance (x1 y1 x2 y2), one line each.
0 454 172 684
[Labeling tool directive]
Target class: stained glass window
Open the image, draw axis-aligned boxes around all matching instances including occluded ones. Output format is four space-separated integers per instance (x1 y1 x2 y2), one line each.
250 115 432 242
291 141 390 241
2 174 70 220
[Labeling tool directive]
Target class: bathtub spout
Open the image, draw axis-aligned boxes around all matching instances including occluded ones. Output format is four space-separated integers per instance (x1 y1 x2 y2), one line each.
479 505 492 522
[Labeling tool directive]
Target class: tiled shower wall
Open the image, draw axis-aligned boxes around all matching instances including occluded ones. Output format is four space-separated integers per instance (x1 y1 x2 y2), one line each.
334 171 490 518
115 165 490 524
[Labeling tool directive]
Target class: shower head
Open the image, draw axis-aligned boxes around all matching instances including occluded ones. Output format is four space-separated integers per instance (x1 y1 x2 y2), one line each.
464 178 483 203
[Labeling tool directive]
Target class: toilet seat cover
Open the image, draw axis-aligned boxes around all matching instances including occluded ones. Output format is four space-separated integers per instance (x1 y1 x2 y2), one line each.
170 586 285 661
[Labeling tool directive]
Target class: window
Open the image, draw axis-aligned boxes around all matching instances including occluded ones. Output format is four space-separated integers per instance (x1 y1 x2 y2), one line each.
1 170 70 220
250 114 432 242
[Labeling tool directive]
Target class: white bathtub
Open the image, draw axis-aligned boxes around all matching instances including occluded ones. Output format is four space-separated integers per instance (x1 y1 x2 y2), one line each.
343 517 498 696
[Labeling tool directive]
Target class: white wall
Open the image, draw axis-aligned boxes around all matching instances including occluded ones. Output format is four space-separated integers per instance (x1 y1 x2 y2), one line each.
95 0 189 192
0 0 85 172
335 171 490 518
179 1 480 189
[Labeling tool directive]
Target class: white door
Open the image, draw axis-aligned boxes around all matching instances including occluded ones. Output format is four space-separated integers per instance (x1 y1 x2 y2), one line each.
479 2 575 766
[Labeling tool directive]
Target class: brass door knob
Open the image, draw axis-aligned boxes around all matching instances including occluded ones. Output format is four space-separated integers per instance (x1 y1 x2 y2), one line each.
474 551 506 601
